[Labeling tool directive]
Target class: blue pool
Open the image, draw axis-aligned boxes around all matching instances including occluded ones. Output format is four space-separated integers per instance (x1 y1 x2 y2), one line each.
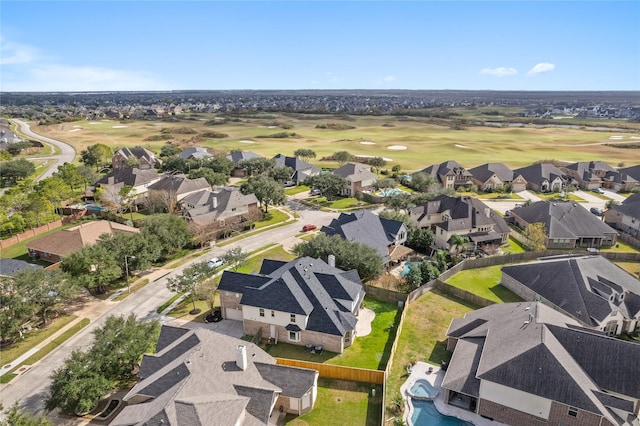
410 400 474 426
401 262 421 277
408 379 438 400
378 188 402 197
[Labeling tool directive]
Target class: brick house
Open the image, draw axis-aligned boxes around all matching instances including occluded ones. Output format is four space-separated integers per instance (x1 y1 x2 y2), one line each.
604 192 640 240
417 160 473 191
561 161 617 190
513 163 568 193
443 302 640 426
509 200 618 248
331 163 377 196
501 255 640 335
26 220 139 263
467 162 528 193
218 257 365 354
112 146 162 170
111 326 318 425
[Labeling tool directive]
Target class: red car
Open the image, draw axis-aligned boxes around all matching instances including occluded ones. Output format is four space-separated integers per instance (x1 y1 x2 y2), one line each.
302 224 317 232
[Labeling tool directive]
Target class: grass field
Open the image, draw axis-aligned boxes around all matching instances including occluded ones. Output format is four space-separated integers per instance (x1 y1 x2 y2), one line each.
444 265 523 303
32 113 640 172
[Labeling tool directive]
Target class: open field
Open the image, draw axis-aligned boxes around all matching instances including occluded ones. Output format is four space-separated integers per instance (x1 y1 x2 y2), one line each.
32 113 640 172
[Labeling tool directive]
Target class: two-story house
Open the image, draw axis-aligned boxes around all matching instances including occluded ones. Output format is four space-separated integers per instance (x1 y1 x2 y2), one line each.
604 192 640 240
112 146 162 170
331 163 377 197
467 162 528 192
417 160 473 191
561 161 617 190
218 257 365 354
272 154 321 184
514 163 568 193
409 195 510 254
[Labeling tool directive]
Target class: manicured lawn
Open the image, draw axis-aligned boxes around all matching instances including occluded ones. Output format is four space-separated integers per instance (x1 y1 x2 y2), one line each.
286 378 383 426
459 191 524 200
502 237 527 254
536 192 586 202
615 262 640 277
254 209 290 229
285 185 310 196
1 314 77 366
600 240 640 254
234 245 295 275
327 197 371 210
264 298 400 370
385 290 477 415
444 265 523 303
167 298 218 323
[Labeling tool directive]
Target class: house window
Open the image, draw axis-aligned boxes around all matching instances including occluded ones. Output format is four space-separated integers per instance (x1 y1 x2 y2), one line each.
568 407 578 417
259 308 264 317
289 331 300 342
344 331 351 343
271 310 275 317
290 314 296 323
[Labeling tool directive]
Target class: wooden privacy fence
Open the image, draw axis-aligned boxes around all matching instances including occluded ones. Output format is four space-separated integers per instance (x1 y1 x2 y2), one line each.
275 358 385 385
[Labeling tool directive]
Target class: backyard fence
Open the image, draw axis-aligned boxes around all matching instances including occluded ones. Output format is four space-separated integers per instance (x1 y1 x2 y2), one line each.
275 358 385 385
364 285 407 305
433 280 496 307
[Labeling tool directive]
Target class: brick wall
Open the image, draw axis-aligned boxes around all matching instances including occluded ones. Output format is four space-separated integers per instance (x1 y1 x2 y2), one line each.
477 399 549 426
220 291 242 311
547 401 605 426
244 319 345 353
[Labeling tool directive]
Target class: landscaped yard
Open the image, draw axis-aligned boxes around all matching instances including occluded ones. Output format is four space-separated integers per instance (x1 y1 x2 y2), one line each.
600 240 640 254
167 298 218 323
615 262 640 277
286 378 382 426
235 245 295 275
254 209 290 229
285 185 310 196
385 289 478 416
501 237 527 254
536 192 586 202
264 298 400 370
444 265 523 303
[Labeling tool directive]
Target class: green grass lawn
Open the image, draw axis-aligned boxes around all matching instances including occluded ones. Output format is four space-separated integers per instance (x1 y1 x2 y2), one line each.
285 185 310 196
600 240 640 254
0 314 77 366
235 245 296 274
615 262 640 277
167 298 217 323
536 192 586 202
264 298 399 370
502 237 527 254
286 378 383 426
327 197 371 210
385 290 477 415
254 209 290 229
444 265 523 303
459 191 524 200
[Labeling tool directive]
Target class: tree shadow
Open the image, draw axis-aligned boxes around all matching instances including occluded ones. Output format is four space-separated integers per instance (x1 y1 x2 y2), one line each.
428 340 451 366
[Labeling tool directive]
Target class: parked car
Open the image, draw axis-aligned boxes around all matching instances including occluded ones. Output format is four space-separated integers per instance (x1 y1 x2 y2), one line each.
302 224 317 232
590 207 603 216
310 188 321 196
592 187 605 194
283 180 296 188
208 257 225 268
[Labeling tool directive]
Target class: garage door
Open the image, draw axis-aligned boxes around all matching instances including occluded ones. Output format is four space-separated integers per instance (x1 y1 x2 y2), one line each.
225 308 243 321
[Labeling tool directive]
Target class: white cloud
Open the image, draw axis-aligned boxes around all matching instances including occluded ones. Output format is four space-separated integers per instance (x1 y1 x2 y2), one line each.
3 64 173 91
480 67 518 77
0 38 37 65
527 62 556 75
383 75 396 82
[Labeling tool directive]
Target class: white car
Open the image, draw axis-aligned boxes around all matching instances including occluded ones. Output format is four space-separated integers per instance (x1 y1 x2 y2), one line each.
593 187 605 194
208 257 225 268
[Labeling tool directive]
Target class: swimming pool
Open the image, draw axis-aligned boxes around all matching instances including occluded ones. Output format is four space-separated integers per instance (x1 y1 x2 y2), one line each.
408 379 438 400
378 188 402 197
401 262 421 277
410 399 474 426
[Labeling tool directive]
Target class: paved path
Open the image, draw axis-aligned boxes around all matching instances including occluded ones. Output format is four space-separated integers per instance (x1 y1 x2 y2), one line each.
11 119 76 181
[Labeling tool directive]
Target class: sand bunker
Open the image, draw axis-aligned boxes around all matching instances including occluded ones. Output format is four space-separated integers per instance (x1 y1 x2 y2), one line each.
89 122 101 125
239 140 255 144
609 136 624 140
631 136 640 140
73 125 82 128
112 125 128 129
387 145 407 150
360 141 376 145
69 129 82 132
455 144 469 149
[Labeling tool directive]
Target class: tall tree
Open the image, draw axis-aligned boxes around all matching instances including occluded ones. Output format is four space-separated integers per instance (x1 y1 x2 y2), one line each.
525 222 547 251
0 158 36 184
409 172 436 193
368 157 387 173
268 166 294 183
406 228 435 253
141 214 192 258
12 269 78 326
166 261 213 313
293 149 316 162
240 175 285 212
449 234 469 256
202 156 235 175
332 151 353 165
80 144 112 171
305 174 347 201
0 277 34 345
188 168 228 186
238 157 275 176
0 403 52 426
223 247 248 272
62 244 122 294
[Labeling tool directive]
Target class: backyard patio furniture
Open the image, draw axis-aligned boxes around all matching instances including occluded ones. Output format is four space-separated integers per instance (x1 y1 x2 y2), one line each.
314 345 323 354
306 343 314 352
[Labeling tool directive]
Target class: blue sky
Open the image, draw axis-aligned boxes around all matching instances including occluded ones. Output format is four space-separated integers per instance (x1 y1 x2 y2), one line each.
1 1 639 91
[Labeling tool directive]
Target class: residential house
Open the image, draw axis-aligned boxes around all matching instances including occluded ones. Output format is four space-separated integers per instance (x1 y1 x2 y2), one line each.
467 163 528 192
112 146 162 170
509 200 618 248
409 195 510 254
218 256 365 354
147 174 210 203
417 160 473 191
443 302 640 426
178 147 213 161
501 255 640 335
604 192 640 240
321 210 411 266
561 161 617 190
331 163 378 197
26 220 139 263
94 167 162 204
181 187 261 241
618 165 640 184
514 163 568 193
603 169 639 192
272 154 321 184
227 151 263 177
111 326 318 426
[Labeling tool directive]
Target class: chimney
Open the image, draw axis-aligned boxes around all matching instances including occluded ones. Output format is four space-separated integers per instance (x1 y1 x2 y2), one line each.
212 196 218 209
236 345 247 370
328 254 336 268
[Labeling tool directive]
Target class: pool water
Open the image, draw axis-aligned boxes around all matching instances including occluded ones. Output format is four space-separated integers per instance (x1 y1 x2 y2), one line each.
401 262 421 277
378 188 402 197
411 400 474 426
408 379 438 399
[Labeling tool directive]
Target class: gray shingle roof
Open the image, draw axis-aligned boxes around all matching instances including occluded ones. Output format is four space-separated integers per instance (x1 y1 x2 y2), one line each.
227 151 262 164
112 326 317 426
618 165 640 182
419 160 472 185
512 200 618 240
443 302 640 423
502 256 640 325
0 258 41 277
148 175 210 195
96 167 160 187
513 163 566 186
332 163 377 181
273 154 320 174
468 163 516 183
178 147 213 160
181 187 259 226
609 200 640 221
